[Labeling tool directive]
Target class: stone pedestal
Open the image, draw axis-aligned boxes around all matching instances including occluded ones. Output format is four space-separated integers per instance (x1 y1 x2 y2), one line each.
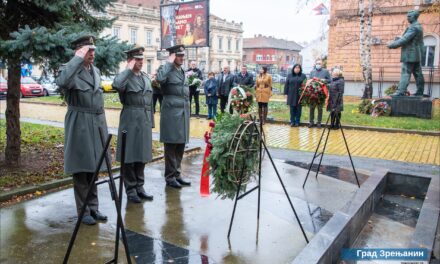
383 96 433 119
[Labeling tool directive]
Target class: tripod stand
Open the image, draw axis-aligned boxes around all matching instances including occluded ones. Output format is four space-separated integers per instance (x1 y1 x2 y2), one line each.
63 128 132 264
302 94 360 189
227 115 309 243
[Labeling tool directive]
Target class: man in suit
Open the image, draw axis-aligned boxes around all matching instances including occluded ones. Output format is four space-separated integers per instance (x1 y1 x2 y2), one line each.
388 10 425 96
186 61 203 117
234 65 254 87
308 59 331 128
56 35 109 225
112 47 155 203
217 65 235 114
156 45 191 189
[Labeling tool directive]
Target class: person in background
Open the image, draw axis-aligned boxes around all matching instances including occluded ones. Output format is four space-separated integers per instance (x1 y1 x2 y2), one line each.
327 68 345 129
217 65 235 114
234 65 254 87
284 64 306 127
308 58 331 128
204 72 218 119
255 66 272 124
186 61 203 117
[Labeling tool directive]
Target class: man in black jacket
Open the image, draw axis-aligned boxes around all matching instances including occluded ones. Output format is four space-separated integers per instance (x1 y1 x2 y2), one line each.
234 65 254 87
186 61 203 117
217 65 235 114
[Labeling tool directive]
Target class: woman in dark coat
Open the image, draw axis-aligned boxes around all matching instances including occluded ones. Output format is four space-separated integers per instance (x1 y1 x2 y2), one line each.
327 68 344 129
284 64 306 127
204 72 218 119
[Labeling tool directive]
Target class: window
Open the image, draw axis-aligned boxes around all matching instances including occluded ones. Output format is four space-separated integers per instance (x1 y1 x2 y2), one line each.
145 30 152 46
218 60 222 71
218 37 223 50
286 55 290 62
146 60 152 74
422 35 437 67
256 55 263 61
112 26 121 38
266 55 270 61
227 60 231 66
272 55 277 61
130 28 137 44
243 55 247 61
236 39 240 51
227 38 232 51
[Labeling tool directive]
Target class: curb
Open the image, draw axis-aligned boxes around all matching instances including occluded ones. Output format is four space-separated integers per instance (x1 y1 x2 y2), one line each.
21 100 440 136
0 146 202 203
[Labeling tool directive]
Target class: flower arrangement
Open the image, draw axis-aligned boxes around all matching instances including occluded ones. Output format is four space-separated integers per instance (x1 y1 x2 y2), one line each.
228 85 255 114
185 70 202 88
371 100 391 117
299 78 328 107
208 113 260 199
358 99 373 114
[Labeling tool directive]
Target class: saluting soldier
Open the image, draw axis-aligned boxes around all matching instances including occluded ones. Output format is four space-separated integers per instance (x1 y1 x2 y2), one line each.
56 35 109 225
156 44 191 189
112 47 155 203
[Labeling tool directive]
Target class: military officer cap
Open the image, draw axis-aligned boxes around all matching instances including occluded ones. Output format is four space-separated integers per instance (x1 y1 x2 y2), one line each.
166 44 185 56
125 46 145 59
72 35 96 50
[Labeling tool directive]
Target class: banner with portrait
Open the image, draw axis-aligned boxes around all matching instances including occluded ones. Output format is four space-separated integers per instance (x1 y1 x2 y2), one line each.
160 0 209 49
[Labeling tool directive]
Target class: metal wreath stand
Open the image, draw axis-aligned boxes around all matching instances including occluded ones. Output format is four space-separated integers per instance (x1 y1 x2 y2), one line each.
63 128 132 264
302 93 360 189
227 115 309 244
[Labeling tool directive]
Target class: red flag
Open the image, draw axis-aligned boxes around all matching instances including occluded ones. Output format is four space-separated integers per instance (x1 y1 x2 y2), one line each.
200 121 215 197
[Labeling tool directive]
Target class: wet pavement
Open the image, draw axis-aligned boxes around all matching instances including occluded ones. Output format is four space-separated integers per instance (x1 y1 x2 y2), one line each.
1 101 439 165
0 153 359 264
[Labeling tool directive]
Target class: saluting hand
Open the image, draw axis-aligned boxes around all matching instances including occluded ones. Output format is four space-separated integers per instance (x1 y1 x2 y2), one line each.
127 59 136 70
75 45 90 59
167 53 176 63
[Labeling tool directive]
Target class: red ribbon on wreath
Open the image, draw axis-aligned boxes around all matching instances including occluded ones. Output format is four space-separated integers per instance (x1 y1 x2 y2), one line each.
200 121 215 197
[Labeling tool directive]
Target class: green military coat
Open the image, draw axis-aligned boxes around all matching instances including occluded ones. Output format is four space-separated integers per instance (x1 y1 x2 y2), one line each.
156 62 190 144
56 56 109 174
113 69 154 163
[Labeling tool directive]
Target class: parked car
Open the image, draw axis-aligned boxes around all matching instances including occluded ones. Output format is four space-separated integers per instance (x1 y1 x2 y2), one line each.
0 76 7 99
101 76 115 92
40 77 59 96
20 77 44 98
272 74 286 83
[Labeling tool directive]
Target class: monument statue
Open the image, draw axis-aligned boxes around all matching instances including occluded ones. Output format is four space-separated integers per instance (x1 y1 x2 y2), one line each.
387 10 425 96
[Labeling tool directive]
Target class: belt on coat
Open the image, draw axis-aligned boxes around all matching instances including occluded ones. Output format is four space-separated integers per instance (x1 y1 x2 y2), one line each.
68 105 104 114
123 105 149 110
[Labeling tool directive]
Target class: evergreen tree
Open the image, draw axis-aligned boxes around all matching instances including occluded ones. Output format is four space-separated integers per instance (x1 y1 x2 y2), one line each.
0 0 132 166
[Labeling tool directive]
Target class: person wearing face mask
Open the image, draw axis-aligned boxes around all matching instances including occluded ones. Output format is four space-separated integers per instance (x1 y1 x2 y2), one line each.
284 64 306 127
56 35 109 225
112 47 155 203
308 59 331 128
255 66 272 125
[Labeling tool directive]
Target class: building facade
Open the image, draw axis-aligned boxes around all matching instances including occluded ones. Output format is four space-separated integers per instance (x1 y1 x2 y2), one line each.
327 0 440 97
242 35 303 74
101 0 243 75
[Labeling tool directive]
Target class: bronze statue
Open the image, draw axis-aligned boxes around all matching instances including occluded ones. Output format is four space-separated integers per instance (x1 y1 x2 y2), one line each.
387 10 425 96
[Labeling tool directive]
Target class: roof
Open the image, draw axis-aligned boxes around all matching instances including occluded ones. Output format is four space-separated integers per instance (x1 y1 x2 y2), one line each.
117 0 160 8
243 35 303 51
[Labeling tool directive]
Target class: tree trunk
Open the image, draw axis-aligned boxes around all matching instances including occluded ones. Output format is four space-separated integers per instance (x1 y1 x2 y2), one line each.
5 57 21 166
362 0 374 99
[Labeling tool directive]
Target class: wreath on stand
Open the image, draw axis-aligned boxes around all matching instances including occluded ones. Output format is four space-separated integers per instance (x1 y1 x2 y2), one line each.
299 78 328 107
207 85 261 199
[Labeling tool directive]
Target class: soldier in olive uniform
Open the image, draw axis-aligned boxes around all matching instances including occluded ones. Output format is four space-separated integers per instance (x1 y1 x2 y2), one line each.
112 47 155 203
56 35 109 225
387 10 425 96
156 45 191 189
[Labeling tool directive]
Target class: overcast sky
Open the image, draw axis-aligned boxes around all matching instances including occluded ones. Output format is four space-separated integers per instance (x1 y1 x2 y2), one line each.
209 0 330 44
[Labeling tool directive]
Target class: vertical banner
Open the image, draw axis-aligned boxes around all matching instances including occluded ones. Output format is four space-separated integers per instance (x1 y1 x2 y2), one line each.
160 0 209 49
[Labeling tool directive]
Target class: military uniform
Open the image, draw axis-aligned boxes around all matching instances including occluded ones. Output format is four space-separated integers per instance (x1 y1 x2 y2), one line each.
56 35 109 223
388 10 425 96
156 45 191 188
113 47 154 202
